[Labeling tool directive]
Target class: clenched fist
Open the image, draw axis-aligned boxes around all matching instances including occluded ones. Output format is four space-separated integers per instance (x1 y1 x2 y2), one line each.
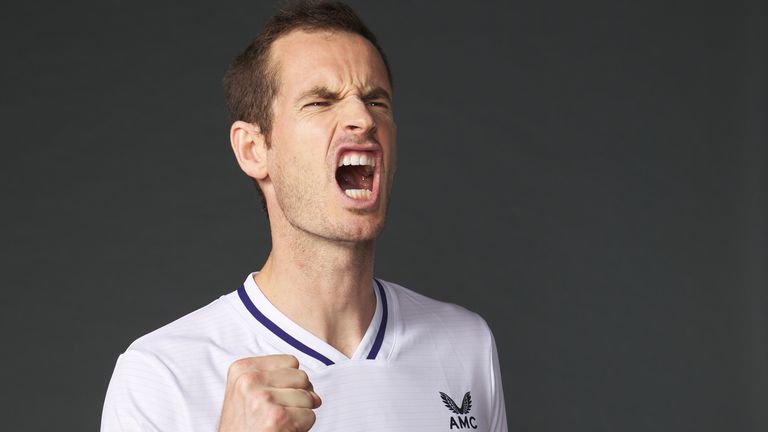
218 355 322 432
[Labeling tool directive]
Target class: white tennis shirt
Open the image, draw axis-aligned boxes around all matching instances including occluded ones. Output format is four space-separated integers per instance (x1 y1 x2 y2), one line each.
102 273 507 431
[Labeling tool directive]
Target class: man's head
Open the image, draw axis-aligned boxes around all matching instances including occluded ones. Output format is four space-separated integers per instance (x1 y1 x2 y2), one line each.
226 1 396 243
223 1 392 140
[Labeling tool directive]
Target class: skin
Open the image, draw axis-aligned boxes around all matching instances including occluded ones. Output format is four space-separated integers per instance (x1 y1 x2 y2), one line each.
222 30 397 431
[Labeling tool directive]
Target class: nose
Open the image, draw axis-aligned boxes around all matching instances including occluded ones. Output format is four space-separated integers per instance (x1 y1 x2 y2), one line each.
341 96 376 134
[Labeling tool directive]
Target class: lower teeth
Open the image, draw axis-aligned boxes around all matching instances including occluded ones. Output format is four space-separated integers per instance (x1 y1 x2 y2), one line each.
345 189 372 200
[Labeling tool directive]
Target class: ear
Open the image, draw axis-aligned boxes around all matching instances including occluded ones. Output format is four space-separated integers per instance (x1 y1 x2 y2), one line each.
230 120 269 181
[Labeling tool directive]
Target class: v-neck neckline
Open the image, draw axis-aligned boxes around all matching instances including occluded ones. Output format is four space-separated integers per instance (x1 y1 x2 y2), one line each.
236 273 389 366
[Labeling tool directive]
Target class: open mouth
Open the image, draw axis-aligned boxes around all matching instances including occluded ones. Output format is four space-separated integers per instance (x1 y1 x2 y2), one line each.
335 151 376 200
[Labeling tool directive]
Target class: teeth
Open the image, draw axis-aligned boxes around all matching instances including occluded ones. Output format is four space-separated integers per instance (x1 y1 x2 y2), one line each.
338 152 376 167
344 189 372 200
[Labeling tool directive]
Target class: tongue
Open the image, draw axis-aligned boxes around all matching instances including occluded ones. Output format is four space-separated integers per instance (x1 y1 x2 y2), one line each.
336 165 373 191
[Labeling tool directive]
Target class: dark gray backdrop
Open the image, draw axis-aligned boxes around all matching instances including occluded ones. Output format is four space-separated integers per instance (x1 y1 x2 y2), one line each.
1 0 765 431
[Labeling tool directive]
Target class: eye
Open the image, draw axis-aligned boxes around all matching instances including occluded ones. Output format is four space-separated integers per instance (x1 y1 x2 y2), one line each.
366 101 390 109
303 101 331 108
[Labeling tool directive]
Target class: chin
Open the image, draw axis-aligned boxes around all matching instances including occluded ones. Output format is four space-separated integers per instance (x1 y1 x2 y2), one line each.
335 215 387 242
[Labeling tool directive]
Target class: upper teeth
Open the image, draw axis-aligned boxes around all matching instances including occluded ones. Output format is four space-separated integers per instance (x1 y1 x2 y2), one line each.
339 153 376 167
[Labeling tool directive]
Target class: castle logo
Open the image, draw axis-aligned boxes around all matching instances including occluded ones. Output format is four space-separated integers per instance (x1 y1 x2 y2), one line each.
439 391 478 429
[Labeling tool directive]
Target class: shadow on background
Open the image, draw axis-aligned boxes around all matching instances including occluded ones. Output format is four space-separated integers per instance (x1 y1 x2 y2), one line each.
0 0 765 430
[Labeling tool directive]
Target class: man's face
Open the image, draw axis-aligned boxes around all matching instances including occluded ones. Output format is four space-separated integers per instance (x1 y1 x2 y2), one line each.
263 30 396 243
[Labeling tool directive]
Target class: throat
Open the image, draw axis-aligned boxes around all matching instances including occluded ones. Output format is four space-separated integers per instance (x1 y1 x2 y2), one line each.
336 164 373 191
254 264 378 359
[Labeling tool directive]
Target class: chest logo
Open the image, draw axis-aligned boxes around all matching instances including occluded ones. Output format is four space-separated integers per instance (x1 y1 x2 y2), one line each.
439 391 478 429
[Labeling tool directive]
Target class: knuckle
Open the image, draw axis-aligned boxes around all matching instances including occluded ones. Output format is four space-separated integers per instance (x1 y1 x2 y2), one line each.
227 358 251 378
279 354 300 368
294 410 316 431
234 373 252 391
249 369 266 384
234 371 264 394
263 404 288 428
248 389 274 409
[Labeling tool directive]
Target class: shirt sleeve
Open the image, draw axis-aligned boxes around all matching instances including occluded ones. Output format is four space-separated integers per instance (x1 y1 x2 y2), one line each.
487 330 508 432
101 349 192 431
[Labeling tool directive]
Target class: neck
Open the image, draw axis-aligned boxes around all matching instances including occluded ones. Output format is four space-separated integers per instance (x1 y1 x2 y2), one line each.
254 223 377 358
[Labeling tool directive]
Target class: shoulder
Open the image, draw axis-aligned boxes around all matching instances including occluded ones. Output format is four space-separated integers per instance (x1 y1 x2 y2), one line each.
107 293 245 396
379 279 495 349
125 292 247 360
381 279 491 329
110 292 255 385
107 293 235 373
102 294 243 430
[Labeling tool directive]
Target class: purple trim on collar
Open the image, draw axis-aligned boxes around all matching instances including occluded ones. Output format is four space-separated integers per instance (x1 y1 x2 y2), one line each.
237 285 335 366
237 279 389 365
367 279 388 359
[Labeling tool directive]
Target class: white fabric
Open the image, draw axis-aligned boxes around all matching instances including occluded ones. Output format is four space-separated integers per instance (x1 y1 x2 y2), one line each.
102 274 507 431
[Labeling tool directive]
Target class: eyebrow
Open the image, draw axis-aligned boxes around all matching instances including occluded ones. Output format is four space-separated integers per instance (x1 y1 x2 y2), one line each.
296 85 392 104
361 87 392 103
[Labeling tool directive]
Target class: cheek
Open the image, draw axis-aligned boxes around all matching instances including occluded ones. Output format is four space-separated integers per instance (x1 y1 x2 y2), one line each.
291 115 337 156
269 127 330 187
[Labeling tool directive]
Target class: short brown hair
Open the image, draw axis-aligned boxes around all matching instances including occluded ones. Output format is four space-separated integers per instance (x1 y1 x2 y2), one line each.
223 0 392 136
222 0 392 211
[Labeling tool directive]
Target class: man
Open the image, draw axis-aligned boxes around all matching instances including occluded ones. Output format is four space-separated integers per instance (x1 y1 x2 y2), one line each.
102 2 507 431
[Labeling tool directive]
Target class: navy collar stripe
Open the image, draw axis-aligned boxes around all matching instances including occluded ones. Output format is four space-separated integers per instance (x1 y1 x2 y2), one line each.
237 285 335 366
237 279 388 365
367 279 388 359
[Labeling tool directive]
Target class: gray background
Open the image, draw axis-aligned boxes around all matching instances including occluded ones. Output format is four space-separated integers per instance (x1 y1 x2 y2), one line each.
1 0 765 430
